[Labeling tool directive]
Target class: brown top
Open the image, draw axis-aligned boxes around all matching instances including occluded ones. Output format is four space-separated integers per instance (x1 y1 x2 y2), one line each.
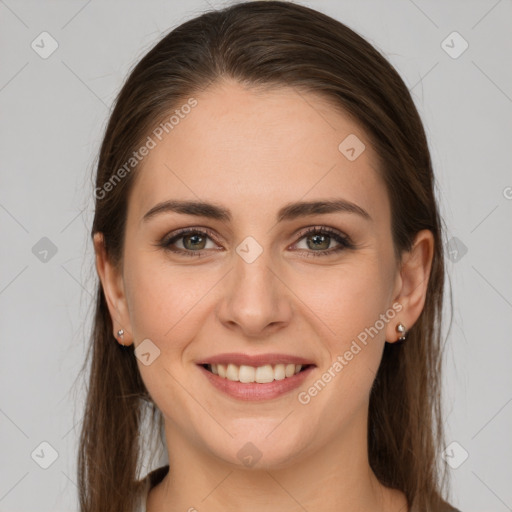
134 465 169 512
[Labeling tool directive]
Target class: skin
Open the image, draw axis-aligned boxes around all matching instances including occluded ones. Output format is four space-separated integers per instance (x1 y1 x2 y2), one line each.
94 79 433 512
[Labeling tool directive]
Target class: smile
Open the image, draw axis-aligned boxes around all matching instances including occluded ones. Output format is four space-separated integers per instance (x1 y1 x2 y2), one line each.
197 354 316 401
203 362 308 383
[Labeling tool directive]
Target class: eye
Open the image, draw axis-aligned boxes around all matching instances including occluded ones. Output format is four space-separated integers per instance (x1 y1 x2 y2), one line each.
292 226 354 257
157 225 354 258
158 227 220 257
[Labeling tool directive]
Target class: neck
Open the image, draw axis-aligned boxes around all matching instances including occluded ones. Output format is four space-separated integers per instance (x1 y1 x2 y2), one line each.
148 412 406 512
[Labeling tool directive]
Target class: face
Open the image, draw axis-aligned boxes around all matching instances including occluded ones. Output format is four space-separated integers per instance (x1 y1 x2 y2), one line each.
99 79 415 470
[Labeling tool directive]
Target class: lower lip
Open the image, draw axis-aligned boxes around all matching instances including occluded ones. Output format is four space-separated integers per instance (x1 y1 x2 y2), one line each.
198 365 315 401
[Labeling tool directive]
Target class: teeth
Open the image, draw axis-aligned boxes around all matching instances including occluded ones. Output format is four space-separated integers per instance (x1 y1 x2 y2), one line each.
255 364 274 383
274 364 285 380
239 365 255 383
226 363 239 381
208 363 303 383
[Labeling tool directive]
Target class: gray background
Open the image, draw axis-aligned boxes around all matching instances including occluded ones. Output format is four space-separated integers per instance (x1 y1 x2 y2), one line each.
1 0 511 510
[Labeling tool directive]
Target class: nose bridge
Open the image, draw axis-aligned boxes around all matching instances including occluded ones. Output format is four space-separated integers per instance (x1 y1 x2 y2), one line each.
217 236 291 335
235 242 274 295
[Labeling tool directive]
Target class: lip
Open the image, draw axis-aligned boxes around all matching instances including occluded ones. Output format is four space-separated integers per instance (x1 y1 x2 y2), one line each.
197 363 316 401
196 352 315 367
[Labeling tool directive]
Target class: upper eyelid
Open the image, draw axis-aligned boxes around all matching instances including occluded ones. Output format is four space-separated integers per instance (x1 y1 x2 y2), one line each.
295 225 348 238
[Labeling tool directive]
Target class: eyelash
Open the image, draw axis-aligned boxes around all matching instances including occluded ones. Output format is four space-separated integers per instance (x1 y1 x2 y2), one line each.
157 226 355 258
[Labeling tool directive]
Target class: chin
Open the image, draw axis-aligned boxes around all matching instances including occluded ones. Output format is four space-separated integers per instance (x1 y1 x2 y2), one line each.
205 428 312 471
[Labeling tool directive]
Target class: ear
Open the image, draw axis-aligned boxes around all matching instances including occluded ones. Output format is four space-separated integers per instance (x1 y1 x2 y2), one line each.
93 232 133 346
386 229 434 343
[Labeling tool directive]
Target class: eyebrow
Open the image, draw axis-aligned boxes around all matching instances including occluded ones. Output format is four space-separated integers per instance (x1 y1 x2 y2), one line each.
142 198 371 224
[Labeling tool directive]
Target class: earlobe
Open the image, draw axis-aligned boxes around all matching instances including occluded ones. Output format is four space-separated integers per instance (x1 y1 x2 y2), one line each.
93 232 133 346
386 229 434 343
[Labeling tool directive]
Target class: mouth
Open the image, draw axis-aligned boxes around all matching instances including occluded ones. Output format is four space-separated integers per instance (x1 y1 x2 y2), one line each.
196 354 316 401
200 362 314 384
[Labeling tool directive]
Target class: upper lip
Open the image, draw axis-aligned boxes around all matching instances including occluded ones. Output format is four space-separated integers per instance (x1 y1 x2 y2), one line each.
197 353 316 367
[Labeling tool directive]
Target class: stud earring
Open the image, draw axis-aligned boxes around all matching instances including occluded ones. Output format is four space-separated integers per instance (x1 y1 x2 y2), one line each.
396 323 407 342
117 329 125 345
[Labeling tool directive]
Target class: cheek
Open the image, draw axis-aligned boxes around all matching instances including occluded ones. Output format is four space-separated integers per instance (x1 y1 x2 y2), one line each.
304 259 391 346
299 258 392 403
122 253 210 405
124 251 211 343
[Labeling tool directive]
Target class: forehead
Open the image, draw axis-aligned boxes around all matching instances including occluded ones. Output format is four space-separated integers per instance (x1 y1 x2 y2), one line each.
128 79 389 225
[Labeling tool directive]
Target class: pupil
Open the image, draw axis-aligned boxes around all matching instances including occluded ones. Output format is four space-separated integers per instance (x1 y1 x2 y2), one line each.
308 233 329 250
185 233 205 250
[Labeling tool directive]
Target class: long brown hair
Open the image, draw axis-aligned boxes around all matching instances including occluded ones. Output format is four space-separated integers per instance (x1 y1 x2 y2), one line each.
78 2 455 510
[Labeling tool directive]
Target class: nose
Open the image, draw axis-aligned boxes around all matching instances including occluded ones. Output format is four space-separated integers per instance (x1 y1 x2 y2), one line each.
216 246 293 338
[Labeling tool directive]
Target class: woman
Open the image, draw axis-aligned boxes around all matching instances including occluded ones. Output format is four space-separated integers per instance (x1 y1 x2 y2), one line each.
78 1 460 511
